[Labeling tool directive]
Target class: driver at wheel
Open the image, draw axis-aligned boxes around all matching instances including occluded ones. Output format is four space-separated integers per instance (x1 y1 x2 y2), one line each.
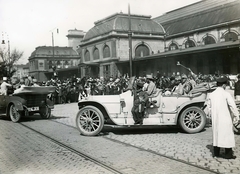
132 82 149 125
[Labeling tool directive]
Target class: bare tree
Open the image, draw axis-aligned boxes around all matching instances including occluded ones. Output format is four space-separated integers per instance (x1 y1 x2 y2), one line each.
0 48 24 78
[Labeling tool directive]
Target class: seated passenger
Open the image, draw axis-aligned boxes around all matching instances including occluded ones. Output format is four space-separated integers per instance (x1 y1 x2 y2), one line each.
181 74 193 95
172 74 193 95
14 78 26 94
146 74 157 96
171 75 183 95
32 78 40 87
131 82 149 125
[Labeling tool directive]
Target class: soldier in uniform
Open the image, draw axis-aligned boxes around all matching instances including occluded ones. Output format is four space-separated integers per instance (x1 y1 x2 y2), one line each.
131 82 149 125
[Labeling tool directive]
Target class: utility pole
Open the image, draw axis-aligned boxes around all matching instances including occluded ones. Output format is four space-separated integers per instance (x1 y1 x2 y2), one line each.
128 4 133 77
51 28 58 78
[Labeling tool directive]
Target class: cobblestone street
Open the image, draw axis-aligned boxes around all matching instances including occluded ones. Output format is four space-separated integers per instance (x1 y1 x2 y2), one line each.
51 102 240 174
0 102 240 174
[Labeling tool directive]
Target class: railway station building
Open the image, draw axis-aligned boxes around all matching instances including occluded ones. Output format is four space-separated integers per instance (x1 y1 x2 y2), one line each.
28 29 84 81
78 0 240 78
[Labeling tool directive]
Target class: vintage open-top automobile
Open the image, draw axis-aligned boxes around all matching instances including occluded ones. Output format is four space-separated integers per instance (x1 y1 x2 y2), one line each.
76 77 214 136
0 86 55 122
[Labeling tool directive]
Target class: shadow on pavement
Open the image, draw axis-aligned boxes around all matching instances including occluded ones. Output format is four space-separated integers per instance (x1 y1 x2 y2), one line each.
100 125 181 135
20 114 68 122
206 144 214 156
0 116 10 121
99 126 208 136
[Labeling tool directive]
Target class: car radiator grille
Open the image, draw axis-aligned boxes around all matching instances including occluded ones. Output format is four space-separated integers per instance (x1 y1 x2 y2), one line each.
24 95 46 107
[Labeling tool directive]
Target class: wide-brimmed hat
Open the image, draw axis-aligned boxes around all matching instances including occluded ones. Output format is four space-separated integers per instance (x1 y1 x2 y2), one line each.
146 74 153 80
216 75 228 83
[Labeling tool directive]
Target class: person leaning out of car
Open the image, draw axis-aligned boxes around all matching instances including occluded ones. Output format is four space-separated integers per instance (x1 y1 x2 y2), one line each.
131 82 149 125
234 74 240 101
0 77 12 95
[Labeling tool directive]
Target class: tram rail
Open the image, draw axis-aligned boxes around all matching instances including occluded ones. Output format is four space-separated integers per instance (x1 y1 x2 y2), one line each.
19 122 124 174
47 119 218 174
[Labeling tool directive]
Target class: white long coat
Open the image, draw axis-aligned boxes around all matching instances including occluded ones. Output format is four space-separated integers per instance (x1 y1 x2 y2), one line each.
208 87 239 148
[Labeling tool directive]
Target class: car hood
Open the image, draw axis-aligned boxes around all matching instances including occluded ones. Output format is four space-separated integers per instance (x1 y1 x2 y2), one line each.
12 86 56 96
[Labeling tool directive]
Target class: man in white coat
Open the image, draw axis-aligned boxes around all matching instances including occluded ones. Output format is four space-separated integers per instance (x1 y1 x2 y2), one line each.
207 75 239 159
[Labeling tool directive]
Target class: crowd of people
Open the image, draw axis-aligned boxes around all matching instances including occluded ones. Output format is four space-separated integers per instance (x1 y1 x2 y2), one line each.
1 71 240 105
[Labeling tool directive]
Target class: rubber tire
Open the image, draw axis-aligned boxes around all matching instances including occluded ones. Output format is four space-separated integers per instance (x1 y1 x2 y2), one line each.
9 104 22 123
40 105 51 119
76 106 104 136
179 106 206 134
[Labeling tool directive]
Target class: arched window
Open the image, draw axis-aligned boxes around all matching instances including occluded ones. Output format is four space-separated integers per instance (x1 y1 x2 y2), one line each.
203 35 216 45
48 60 53 69
224 32 238 41
93 47 100 60
64 60 69 65
135 44 150 57
168 43 178 51
56 60 62 69
103 45 110 58
64 60 70 68
185 40 196 48
85 50 90 61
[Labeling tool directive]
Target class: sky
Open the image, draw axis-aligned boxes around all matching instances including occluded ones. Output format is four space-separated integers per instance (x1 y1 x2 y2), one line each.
0 0 201 64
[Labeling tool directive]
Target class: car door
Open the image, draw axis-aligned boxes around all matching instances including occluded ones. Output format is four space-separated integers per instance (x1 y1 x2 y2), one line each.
0 95 7 114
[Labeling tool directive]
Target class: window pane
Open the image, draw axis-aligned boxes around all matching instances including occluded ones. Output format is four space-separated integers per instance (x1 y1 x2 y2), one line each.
103 45 110 58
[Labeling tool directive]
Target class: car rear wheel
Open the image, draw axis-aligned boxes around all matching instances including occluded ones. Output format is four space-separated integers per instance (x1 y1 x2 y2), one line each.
76 106 104 136
40 105 51 119
9 104 22 123
179 106 206 133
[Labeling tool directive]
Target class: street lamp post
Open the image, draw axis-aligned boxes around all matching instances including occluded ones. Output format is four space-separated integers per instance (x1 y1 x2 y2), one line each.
1 32 11 77
128 4 133 77
50 28 58 78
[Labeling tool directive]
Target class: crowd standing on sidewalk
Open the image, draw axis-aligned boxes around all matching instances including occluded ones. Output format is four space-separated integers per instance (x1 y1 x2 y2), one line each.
0 71 239 105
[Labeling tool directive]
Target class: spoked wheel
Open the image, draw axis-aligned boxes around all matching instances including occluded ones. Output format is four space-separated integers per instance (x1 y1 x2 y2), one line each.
76 106 104 136
40 105 51 119
179 106 206 133
9 104 22 123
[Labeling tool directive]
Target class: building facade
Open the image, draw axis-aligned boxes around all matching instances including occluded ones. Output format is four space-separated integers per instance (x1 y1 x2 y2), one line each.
79 13 165 78
13 63 29 79
77 0 240 78
151 0 240 76
28 46 80 81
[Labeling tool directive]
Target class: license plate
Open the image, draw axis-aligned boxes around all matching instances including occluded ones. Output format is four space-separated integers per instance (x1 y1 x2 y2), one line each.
28 107 39 111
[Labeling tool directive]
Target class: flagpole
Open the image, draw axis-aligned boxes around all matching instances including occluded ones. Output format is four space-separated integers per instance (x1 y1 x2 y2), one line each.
128 4 133 77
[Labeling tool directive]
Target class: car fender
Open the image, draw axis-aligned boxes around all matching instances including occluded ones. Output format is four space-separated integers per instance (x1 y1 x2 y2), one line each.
6 101 24 117
78 100 112 120
8 101 24 111
176 99 206 118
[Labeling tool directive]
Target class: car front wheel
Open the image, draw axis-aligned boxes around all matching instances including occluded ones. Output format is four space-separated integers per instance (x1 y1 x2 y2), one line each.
76 106 104 136
40 105 51 119
9 104 22 123
179 106 206 133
